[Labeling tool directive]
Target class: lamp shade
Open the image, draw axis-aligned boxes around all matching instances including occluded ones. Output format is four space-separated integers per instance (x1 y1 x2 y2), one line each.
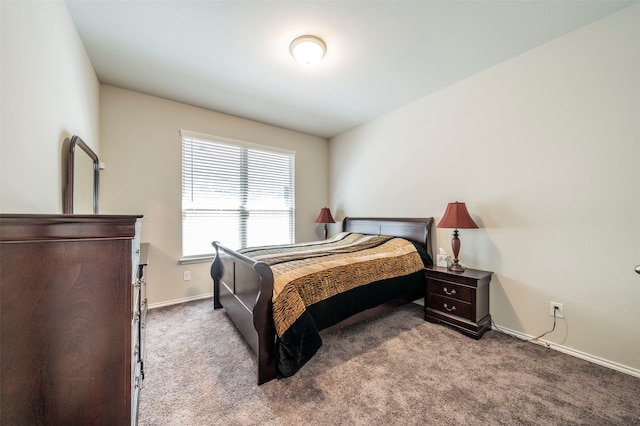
437 202 478 229
315 207 335 224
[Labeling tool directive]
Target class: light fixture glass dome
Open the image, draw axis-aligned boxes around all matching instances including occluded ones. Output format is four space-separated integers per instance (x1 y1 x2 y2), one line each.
290 35 326 67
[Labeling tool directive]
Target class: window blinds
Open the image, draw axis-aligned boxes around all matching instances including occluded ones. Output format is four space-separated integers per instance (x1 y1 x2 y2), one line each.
181 131 295 257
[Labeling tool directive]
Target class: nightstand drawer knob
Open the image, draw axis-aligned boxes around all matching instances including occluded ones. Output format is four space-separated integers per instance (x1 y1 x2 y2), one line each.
443 287 456 296
443 303 456 312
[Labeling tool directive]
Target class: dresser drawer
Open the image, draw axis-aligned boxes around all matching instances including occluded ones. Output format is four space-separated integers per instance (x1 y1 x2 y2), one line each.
428 280 473 303
429 294 473 321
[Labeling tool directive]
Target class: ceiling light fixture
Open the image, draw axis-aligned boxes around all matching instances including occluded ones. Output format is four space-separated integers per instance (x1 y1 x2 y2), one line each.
290 35 326 67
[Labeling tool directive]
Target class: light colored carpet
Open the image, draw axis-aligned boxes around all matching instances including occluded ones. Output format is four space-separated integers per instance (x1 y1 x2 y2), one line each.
138 299 639 425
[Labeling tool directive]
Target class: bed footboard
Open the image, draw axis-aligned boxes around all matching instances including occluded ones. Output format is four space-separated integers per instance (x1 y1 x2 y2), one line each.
211 242 276 385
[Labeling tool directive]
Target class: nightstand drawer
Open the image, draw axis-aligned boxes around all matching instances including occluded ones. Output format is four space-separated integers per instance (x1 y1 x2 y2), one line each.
429 294 473 321
428 280 473 303
424 266 493 339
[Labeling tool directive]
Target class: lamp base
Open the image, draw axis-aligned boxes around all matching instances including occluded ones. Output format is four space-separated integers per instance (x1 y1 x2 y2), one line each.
448 230 465 273
448 261 466 273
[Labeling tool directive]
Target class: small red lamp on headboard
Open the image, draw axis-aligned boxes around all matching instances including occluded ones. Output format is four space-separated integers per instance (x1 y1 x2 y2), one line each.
315 207 335 239
437 202 478 272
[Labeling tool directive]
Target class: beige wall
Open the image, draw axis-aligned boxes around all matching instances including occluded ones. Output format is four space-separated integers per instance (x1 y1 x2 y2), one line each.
1 1 100 213
330 4 640 375
99 86 329 307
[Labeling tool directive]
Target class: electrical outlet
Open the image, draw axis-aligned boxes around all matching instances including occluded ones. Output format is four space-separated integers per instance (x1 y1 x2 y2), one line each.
183 271 191 281
550 302 564 318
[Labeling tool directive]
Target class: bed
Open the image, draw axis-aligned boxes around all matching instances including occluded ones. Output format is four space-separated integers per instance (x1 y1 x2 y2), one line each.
210 217 434 384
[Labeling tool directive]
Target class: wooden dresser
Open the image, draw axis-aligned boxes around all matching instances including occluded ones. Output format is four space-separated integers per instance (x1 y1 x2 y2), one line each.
0 214 144 425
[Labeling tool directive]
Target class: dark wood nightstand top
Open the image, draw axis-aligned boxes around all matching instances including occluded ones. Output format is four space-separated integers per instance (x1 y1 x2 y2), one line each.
424 266 493 281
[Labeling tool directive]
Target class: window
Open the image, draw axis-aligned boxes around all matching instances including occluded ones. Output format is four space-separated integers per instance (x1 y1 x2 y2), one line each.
181 130 295 259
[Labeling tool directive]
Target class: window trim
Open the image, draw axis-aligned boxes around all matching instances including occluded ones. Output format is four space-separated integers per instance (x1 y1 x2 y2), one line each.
180 130 295 157
178 255 214 265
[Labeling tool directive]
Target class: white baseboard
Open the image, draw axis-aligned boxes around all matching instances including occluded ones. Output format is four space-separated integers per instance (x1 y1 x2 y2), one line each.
148 293 213 310
493 324 640 379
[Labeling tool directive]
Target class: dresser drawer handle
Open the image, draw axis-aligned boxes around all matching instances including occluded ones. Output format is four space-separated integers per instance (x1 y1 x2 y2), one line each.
443 303 456 312
443 287 456 296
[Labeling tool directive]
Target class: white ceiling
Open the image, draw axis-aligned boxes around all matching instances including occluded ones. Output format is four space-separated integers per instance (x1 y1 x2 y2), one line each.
65 0 636 139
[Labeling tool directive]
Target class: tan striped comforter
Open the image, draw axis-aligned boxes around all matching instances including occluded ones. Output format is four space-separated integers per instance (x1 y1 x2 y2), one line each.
239 233 425 337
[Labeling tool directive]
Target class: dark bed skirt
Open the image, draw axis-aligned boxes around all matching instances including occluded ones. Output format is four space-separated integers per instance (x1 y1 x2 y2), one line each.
276 270 425 378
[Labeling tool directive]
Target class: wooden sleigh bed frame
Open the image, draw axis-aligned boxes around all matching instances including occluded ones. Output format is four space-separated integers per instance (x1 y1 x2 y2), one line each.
211 217 434 384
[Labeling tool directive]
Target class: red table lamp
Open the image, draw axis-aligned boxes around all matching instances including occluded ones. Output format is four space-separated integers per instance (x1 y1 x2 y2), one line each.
315 207 335 239
437 202 478 272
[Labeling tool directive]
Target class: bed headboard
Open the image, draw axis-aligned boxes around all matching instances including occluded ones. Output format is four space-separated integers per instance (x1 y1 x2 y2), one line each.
342 217 434 260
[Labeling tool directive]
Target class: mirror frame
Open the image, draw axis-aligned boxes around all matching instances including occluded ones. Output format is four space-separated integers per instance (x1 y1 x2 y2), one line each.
63 135 100 214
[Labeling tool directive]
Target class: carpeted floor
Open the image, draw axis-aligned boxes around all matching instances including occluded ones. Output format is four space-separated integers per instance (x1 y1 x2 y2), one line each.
138 299 640 425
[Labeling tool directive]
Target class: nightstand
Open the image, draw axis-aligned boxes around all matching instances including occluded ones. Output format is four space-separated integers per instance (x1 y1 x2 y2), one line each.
424 266 492 339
